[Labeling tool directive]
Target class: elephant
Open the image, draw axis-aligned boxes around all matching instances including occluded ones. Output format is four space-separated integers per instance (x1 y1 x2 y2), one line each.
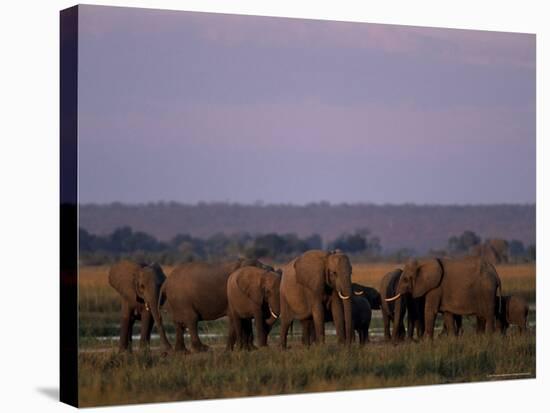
452 295 528 336
159 258 270 353
226 266 282 350
471 239 509 265
351 295 372 344
386 256 502 339
301 292 372 346
279 249 353 349
108 260 171 352
496 295 529 334
352 283 381 310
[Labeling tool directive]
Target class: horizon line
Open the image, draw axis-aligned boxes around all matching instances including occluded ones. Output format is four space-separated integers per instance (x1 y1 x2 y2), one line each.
79 201 536 208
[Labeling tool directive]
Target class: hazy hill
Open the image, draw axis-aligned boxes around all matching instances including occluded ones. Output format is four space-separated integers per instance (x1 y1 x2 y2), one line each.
79 203 535 253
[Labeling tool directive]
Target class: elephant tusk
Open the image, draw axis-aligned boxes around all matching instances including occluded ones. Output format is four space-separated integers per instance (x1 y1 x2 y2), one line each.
269 306 279 319
353 290 363 296
338 290 351 300
385 293 402 302
145 302 150 312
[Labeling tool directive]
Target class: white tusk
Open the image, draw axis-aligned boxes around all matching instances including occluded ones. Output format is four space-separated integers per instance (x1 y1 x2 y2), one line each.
145 302 150 312
269 307 279 319
353 290 363 296
338 290 350 300
384 293 402 302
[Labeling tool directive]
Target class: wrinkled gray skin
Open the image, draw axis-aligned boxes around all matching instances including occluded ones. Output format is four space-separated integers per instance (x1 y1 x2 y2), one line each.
389 257 502 339
108 260 171 352
159 258 270 353
279 250 353 349
227 267 282 350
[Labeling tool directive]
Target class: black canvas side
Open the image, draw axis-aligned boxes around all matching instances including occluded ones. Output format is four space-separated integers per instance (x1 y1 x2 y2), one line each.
60 5 79 408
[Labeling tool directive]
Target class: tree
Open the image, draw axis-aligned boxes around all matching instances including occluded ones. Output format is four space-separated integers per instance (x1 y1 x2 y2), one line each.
508 239 525 257
526 244 536 261
447 230 481 255
329 228 381 257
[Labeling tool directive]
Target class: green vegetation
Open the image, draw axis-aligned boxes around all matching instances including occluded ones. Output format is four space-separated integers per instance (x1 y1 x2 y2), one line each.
78 333 536 407
79 226 535 266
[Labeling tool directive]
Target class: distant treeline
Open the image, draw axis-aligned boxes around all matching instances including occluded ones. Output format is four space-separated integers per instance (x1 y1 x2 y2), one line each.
79 202 535 253
79 227 535 266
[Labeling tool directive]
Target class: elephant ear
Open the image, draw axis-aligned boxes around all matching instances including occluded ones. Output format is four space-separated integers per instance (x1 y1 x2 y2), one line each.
108 260 141 303
235 270 263 306
133 272 145 303
294 251 328 293
413 259 443 298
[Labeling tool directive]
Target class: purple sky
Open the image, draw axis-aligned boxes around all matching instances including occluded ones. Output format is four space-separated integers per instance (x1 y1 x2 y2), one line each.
78 5 535 205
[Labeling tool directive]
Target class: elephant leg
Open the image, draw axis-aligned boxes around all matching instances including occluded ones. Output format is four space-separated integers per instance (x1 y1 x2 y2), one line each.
301 319 312 346
139 310 153 350
330 296 345 344
226 318 236 351
255 311 267 347
175 322 189 353
279 317 292 350
423 290 441 340
359 330 366 345
382 311 391 341
118 302 133 352
312 302 325 345
519 318 527 334
443 312 458 337
232 316 244 350
243 319 256 350
475 317 485 334
416 300 426 339
187 315 208 352
278 296 292 350
407 314 415 340
454 315 463 336
484 315 496 334
424 310 437 339
127 315 136 352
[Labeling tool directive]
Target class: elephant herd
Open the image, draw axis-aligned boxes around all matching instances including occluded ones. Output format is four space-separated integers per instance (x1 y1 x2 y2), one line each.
108 250 529 353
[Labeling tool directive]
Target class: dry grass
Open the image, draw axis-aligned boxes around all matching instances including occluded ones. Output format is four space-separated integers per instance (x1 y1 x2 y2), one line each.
78 262 535 290
78 332 535 407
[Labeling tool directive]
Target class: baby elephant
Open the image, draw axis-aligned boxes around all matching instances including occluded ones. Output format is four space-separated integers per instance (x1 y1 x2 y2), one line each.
351 295 372 345
496 295 529 334
227 266 282 350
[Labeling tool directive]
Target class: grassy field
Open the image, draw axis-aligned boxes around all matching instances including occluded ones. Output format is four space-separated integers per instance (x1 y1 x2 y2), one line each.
77 261 536 406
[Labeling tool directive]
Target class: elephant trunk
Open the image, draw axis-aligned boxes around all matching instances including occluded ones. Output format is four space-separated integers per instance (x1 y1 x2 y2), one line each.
148 285 172 351
265 304 279 326
343 296 353 345
391 296 404 342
